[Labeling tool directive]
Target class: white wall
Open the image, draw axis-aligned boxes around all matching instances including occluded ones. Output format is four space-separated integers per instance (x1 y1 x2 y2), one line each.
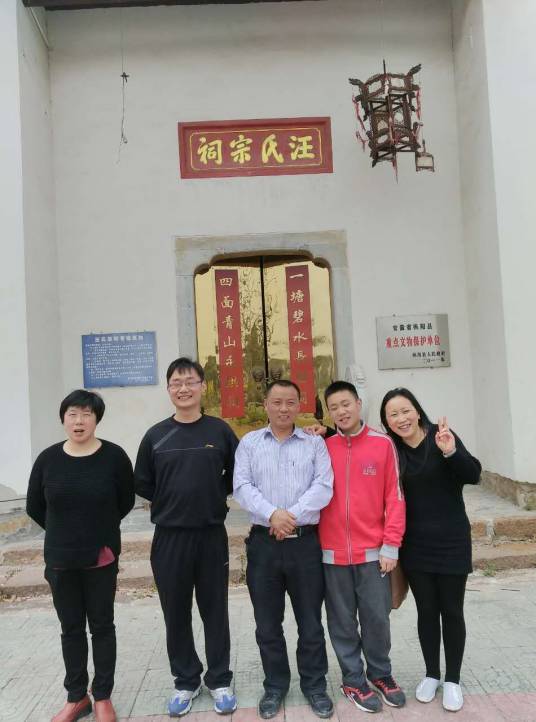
482 0 536 482
451 0 514 477
18 4 64 467
0 0 33 494
453 0 536 483
0 4 62 494
47 0 476 462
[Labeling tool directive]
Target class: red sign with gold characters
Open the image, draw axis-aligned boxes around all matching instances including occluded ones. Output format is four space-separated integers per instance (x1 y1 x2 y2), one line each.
285 265 316 413
214 270 245 418
178 117 333 179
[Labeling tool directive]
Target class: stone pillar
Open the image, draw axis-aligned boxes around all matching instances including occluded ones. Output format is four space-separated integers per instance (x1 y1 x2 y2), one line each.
453 0 536 500
0 0 33 495
0 3 61 495
481 0 536 489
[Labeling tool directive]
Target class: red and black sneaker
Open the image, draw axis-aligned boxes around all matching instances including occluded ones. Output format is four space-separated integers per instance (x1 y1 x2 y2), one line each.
368 676 406 708
340 684 381 713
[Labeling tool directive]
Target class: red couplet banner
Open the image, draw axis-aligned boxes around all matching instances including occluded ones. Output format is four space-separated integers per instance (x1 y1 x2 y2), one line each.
285 265 316 413
215 270 245 418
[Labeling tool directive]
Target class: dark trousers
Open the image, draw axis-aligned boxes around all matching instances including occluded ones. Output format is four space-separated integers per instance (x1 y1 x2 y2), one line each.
45 561 118 702
405 570 468 683
151 525 232 691
246 528 328 695
323 562 392 687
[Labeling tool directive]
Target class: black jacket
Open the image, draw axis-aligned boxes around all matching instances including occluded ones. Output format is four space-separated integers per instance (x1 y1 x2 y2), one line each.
134 414 238 528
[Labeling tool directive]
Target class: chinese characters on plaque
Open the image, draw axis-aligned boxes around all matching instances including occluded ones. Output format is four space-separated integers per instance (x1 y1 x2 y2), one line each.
82 332 158 388
376 315 451 370
215 270 246 417
285 265 316 413
178 117 333 179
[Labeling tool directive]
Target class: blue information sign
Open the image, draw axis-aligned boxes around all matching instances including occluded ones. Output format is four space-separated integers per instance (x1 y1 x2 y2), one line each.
82 332 158 388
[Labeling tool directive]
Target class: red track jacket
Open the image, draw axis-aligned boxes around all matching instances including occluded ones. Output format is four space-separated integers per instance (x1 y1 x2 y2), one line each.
319 425 406 565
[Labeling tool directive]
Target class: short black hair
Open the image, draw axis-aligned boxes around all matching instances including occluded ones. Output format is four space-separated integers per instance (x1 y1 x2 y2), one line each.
266 379 301 399
59 390 105 423
324 380 359 403
166 357 205 384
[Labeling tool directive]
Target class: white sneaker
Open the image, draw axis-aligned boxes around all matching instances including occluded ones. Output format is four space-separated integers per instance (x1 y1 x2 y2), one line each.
415 677 441 703
443 682 463 712
209 687 238 715
168 685 201 716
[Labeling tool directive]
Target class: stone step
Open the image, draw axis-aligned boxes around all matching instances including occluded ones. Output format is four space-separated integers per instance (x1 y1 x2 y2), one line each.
0 533 250 567
4 512 536 568
473 540 536 572
2 540 536 599
0 544 248 599
470 516 536 541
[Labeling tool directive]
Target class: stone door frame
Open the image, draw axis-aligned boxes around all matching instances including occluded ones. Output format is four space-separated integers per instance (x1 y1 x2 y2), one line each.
174 230 357 382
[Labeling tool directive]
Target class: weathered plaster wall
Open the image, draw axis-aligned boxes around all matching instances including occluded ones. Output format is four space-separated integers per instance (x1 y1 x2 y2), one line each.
18 4 63 472
482 0 536 483
452 0 536 483
0 1 33 494
47 0 476 464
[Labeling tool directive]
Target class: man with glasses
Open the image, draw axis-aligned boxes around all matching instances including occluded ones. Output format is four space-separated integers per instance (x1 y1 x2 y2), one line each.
135 357 239 717
233 380 334 719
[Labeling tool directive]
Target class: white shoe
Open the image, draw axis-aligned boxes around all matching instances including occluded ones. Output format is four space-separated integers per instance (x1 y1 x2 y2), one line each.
415 677 440 703
168 685 201 716
208 687 238 715
443 682 463 712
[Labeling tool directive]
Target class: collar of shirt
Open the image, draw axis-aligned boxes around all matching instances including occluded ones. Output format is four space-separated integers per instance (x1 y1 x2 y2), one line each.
337 421 365 439
263 424 307 442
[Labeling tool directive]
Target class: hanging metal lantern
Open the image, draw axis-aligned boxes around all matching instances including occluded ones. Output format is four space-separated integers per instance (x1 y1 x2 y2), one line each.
349 61 435 176
415 139 435 172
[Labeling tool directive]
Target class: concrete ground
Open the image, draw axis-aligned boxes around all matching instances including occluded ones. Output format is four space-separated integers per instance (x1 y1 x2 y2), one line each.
2 485 536 720
1 568 536 722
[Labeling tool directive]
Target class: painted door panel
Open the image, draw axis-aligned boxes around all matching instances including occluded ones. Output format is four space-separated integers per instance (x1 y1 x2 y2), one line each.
195 256 335 437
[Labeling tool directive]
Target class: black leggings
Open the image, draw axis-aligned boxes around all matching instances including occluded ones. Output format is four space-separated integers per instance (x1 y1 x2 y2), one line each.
404 570 467 684
45 561 118 702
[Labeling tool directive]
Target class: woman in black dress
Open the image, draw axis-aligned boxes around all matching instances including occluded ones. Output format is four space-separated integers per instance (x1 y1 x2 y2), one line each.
380 388 481 713
26 390 135 722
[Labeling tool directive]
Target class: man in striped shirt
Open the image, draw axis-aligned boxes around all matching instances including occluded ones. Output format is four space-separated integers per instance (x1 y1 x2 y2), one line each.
233 380 334 720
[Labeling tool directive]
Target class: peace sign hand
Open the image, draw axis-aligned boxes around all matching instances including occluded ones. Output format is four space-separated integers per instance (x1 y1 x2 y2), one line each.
435 416 456 455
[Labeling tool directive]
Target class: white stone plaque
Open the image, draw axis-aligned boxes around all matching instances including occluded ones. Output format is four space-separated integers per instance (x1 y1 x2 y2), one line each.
376 314 450 370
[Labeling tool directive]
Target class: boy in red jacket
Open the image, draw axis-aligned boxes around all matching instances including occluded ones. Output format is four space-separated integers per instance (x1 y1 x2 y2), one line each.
319 381 406 713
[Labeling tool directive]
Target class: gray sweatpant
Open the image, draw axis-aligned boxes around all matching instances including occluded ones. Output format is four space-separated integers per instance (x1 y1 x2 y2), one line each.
324 562 392 687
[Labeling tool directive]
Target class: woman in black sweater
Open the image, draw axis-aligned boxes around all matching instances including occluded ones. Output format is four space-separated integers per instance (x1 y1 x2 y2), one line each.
26 390 135 722
380 388 481 713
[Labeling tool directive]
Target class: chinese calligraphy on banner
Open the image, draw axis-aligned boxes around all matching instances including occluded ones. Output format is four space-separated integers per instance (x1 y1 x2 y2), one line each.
285 265 316 412
376 314 451 369
178 117 333 179
82 332 157 388
215 270 245 417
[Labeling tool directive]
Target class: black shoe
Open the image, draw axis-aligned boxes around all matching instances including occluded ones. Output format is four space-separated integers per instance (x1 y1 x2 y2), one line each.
305 692 334 718
258 690 285 719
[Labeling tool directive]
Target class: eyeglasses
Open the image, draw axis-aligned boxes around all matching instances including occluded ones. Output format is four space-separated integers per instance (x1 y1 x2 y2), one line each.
168 380 203 390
